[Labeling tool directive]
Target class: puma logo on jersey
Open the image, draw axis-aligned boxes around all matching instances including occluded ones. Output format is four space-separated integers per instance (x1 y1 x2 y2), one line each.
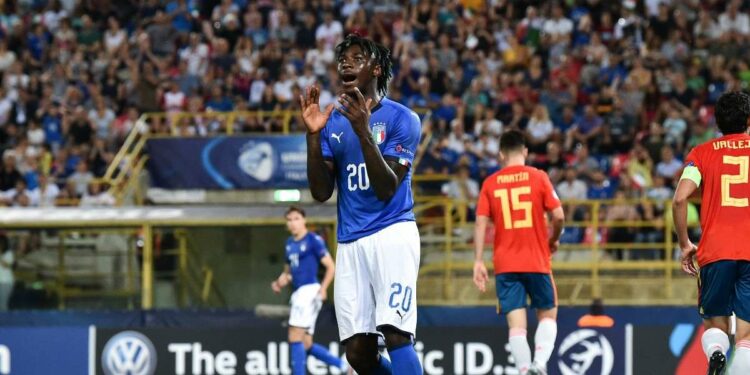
331 132 343 143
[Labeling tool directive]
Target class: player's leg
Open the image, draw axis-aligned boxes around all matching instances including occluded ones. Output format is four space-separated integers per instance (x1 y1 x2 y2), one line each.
345 334 391 374
304 291 349 372
288 326 308 375
527 273 559 374
288 284 320 375
334 241 390 374
728 261 750 375
368 222 423 374
498 273 532 374
698 261 736 374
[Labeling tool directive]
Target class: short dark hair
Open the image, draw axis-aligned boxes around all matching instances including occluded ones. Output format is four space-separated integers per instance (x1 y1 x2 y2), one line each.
500 129 526 155
715 91 750 135
285 206 306 217
335 34 392 97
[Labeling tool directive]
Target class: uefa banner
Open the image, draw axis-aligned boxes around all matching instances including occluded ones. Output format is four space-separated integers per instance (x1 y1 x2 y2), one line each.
93 324 710 375
147 136 308 190
0 327 89 374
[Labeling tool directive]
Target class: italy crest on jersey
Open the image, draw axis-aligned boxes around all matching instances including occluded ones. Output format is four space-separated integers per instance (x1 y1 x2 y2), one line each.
372 122 386 144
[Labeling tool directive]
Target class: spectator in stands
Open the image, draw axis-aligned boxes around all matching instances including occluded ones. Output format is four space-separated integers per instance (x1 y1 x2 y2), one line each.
526 104 555 154
0 155 20 191
655 146 683 183
557 167 588 201
0 235 13 311
80 181 114 207
577 298 614 328
566 105 603 151
68 160 93 197
442 164 479 219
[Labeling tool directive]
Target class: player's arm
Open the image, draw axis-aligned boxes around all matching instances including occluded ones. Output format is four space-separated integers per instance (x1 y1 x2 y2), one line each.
673 164 700 275
473 215 490 293
306 134 336 202
548 206 565 253
318 254 334 301
271 265 291 293
300 86 336 202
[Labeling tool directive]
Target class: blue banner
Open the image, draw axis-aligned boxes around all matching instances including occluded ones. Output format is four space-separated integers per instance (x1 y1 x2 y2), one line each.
0 327 88 374
147 136 308 190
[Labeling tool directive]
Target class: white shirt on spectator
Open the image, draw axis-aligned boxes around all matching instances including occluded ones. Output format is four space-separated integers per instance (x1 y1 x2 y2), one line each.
319 88 335 110
475 119 503 137
0 251 13 284
447 133 468 154
179 44 210 76
27 127 44 146
249 80 266 106
273 79 295 102
656 159 683 179
0 51 17 72
556 179 588 200
4 73 28 102
315 21 343 49
306 48 335 77
441 178 479 201
42 9 67 32
80 191 115 207
164 91 186 112
33 183 60 207
0 97 12 126
527 118 554 140
543 17 574 37
341 0 361 18
89 109 116 139
104 29 126 53
297 74 316 90
646 0 671 17
719 11 750 36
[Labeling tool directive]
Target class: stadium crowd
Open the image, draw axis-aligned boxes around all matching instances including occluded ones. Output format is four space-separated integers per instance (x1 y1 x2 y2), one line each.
0 0 735 249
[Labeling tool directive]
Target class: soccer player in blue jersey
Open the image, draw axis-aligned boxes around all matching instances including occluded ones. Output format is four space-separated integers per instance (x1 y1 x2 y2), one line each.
299 34 423 374
271 206 350 375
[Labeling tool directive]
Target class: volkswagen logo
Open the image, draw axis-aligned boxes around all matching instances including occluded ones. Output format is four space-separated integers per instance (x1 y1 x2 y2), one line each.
102 331 157 375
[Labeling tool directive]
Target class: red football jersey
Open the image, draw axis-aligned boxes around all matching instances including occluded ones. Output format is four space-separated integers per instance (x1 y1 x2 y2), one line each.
685 133 750 266
476 165 562 274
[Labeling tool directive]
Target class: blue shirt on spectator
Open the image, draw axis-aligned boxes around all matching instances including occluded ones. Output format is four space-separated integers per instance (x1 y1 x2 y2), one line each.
206 97 234 112
588 179 616 199
42 114 63 147
165 1 194 33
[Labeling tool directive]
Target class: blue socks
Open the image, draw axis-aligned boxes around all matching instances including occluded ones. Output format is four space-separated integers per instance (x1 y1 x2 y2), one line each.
372 354 393 375
389 343 423 374
290 342 306 375
308 343 344 368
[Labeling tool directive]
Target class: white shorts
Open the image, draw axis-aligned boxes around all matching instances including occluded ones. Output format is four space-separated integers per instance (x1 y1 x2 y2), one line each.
289 283 323 335
334 221 420 342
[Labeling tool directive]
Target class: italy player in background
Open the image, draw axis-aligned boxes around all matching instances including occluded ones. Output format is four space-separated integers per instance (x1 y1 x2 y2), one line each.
299 34 423 374
473 130 565 375
271 206 350 375
674 91 750 375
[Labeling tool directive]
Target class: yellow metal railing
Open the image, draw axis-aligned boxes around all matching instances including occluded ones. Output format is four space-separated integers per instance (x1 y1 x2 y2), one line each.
174 229 226 308
412 188 700 306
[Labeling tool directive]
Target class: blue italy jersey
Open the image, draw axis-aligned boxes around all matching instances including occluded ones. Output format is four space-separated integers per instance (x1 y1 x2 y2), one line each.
285 232 329 290
320 98 421 243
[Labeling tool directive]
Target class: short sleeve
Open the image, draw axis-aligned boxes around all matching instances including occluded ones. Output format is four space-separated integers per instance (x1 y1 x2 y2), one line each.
311 234 329 259
541 172 562 211
382 110 421 167
684 147 702 173
476 180 492 217
320 116 333 160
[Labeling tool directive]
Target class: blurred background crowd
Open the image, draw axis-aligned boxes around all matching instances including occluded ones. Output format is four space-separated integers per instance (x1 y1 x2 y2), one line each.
0 0 733 251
